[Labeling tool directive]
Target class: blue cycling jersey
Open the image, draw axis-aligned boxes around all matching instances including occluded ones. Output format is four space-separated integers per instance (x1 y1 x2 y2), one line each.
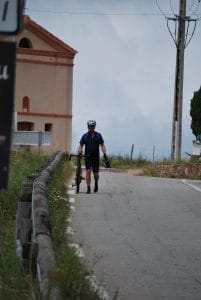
80 131 104 158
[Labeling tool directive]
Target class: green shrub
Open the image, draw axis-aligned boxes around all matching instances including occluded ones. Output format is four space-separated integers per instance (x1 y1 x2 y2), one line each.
0 150 46 300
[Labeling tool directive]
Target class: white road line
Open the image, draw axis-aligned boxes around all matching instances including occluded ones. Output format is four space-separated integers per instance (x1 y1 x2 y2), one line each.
86 275 111 300
182 179 201 193
66 216 72 223
69 198 75 203
66 182 110 299
66 226 75 235
69 243 85 258
68 190 75 195
70 205 75 212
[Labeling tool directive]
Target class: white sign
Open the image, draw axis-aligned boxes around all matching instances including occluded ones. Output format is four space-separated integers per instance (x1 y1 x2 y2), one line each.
0 0 21 34
0 64 9 80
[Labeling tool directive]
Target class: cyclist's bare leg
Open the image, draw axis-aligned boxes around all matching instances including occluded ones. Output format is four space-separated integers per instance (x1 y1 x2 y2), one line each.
94 172 99 192
86 169 91 193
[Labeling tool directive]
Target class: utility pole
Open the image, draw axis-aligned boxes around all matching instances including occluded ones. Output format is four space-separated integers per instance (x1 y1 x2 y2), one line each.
171 0 186 161
157 0 198 161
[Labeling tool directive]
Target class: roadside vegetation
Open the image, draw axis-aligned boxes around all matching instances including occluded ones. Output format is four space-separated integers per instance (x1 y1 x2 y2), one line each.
0 150 46 300
106 154 201 179
190 86 201 140
107 154 200 168
104 154 151 169
0 150 100 300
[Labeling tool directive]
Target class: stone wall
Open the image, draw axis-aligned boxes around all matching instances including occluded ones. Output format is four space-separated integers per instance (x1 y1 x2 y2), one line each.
149 163 201 179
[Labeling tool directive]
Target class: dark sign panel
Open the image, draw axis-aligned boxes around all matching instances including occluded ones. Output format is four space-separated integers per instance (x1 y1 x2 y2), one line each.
0 41 16 191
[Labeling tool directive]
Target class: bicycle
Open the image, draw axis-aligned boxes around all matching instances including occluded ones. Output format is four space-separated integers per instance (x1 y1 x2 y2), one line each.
69 154 85 193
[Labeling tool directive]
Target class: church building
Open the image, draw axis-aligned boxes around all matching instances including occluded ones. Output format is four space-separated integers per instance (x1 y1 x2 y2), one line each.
15 15 77 152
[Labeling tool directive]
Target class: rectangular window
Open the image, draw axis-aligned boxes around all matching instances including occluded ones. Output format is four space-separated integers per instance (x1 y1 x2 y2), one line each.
45 123 52 132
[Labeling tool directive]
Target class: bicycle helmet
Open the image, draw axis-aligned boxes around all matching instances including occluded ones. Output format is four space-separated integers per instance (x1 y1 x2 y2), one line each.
87 120 96 127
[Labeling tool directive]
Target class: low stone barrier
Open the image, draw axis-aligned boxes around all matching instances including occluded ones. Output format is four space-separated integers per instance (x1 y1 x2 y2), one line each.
16 150 68 300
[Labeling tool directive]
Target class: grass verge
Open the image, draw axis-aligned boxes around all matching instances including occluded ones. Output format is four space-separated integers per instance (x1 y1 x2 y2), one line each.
0 150 46 300
106 154 151 169
48 159 100 299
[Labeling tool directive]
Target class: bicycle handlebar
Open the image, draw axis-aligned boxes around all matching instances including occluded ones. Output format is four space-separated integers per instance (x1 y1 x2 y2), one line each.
69 153 88 160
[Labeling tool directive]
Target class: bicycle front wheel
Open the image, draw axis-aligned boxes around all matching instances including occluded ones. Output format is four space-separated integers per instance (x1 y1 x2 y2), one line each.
75 177 80 193
75 165 82 193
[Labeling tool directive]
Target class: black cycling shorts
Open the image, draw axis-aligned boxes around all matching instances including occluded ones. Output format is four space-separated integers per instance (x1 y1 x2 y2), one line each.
85 156 99 173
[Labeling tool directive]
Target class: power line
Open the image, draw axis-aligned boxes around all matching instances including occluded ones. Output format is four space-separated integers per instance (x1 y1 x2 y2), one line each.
25 8 172 17
156 0 201 19
155 0 168 17
170 0 177 15
156 0 200 47
25 6 201 19
187 0 200 16
167 16 197 48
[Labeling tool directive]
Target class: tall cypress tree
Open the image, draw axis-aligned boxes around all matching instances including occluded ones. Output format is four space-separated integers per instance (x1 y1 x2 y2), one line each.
190 86 201 139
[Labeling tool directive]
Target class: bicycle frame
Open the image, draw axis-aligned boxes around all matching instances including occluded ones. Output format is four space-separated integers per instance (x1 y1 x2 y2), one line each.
69 154 85 193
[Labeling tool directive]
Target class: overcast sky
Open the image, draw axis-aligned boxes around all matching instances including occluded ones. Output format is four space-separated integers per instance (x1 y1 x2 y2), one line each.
25 0 201 160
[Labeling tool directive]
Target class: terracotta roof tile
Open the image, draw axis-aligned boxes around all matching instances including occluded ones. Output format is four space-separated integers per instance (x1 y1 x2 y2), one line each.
22 15 77 57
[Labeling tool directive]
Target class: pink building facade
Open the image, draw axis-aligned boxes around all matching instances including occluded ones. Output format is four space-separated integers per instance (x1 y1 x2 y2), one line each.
15 16 77 152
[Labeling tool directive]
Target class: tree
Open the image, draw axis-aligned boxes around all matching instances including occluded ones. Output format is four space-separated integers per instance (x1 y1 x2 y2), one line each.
190 86 201 138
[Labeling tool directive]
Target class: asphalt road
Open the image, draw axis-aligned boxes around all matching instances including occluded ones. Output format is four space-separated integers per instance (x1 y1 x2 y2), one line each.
70 171 201 300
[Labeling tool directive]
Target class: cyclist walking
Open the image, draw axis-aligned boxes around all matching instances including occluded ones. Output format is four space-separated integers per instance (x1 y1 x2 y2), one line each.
78 120 107 194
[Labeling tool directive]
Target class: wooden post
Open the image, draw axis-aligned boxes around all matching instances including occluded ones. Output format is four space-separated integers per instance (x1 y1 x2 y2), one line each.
171 0 186 160
130 144 134 160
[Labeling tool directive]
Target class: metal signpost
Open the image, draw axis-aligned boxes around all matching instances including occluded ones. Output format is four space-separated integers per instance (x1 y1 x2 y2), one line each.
0 0 24 191
0 42 16 191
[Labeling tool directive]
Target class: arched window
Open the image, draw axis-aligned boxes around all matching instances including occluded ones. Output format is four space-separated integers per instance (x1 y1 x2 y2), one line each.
17 122 34 131
22 96 30 112
18 38 32 49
